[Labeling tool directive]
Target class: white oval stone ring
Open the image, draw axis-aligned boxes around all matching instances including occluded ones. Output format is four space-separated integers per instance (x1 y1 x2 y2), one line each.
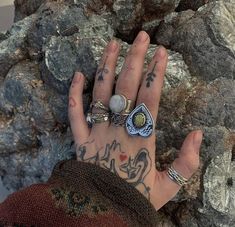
109 94 133 114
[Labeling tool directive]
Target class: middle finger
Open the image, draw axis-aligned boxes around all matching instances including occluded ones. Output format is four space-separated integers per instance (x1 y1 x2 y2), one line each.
115 31 150 102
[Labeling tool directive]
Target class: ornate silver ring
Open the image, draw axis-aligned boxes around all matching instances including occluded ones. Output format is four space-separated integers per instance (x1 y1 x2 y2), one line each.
86 112 110 124
111 113 129 127
126 103 154 138
90 100 109 112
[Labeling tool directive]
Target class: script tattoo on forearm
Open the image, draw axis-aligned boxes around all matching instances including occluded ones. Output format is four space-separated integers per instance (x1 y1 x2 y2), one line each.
97 56 109 81
75 140 152 199
146 62 157 88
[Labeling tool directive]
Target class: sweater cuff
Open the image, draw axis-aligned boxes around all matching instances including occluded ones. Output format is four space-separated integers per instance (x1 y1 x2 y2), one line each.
48 158 158 225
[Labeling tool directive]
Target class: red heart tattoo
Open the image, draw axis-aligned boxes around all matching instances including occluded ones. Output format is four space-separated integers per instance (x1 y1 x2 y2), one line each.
120 154 128 162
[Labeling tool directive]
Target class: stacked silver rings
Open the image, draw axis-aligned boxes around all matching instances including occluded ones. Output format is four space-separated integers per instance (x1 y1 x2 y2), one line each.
167 165 188 186
86 100 110 124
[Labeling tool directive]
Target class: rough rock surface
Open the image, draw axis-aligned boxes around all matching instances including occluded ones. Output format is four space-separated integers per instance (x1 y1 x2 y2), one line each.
176 0 211 11
14 0 46 21
0 15 36 77
0 0 235 226
155 0 235 81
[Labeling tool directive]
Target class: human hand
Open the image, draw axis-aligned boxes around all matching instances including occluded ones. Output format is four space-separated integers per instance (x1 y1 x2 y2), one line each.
68 31 203 210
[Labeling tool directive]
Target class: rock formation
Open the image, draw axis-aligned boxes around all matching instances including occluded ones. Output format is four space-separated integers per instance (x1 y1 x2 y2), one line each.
0 0 234 225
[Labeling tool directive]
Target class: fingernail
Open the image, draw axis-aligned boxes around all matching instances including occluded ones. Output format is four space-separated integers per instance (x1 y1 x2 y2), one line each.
134 31 149 43
193 130 203 154
108 40 118 53
155 46 167 59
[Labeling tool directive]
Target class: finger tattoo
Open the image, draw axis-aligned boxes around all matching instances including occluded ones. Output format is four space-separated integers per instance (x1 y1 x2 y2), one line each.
146 62 157 88
97 56 109 81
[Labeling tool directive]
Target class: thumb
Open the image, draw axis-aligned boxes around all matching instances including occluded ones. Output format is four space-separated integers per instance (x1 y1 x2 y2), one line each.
152 130 203 210
172 130 203 179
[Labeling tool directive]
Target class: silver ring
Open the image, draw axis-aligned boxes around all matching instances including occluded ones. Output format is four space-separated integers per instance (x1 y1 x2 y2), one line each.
111 113 129 127
109 94 133 114
90 100 109 112
167 165 188 186
86 112 110 124
126 103 154 138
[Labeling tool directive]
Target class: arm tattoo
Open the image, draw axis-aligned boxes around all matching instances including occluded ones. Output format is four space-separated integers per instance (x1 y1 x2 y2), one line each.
97 57 109 81
76 140 152 200
146 62 157 88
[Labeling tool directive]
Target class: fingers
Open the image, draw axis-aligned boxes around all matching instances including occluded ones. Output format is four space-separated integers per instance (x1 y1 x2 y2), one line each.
136 46 168 121
93 40 120 106
115 31 150 102
68 72 90 144
92 40 120 128
152 130 203 210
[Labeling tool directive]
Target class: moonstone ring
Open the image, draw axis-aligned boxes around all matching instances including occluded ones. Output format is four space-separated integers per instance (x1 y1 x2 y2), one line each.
109 94 133 114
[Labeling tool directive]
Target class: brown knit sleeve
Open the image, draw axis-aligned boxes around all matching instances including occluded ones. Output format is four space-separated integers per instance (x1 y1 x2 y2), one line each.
0 159 158 227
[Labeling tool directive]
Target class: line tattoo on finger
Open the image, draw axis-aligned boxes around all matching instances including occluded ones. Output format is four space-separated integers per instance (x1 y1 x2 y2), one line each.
97 56 109 81
146 62 157 88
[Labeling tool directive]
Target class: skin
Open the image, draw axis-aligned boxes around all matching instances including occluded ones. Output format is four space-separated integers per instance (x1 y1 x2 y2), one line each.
68 31 203 211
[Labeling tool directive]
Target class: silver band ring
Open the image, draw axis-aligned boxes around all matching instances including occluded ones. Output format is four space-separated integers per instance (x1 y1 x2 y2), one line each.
86 112 110 124
90 100 109 112
167 165 188 186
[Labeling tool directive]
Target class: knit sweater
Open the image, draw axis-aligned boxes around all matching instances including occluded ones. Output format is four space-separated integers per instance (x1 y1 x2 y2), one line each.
0 159 158 226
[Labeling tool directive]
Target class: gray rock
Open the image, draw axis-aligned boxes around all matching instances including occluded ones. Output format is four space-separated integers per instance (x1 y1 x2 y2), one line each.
42 14 114 94
14 0 46 21
27 2 87 52
177 0 210 11
143 0 181 18
112 0 144 41
203 151 235 217
0 129 75 192
1 61 55 132
171 1 235 81
0 15 36 78
0 113 37 154
155 10 195 47
0 61 56 153
183 79 235 130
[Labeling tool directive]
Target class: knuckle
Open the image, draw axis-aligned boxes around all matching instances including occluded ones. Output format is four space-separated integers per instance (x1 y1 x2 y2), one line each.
128 46 145 57
143 93 159 109
93 89 109 104
116 80 133 96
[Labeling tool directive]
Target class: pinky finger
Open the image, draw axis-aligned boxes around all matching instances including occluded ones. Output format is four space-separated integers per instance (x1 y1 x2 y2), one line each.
68 72 90 144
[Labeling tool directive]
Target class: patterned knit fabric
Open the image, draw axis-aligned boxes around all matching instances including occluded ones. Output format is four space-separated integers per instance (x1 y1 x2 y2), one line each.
0 159 158 226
